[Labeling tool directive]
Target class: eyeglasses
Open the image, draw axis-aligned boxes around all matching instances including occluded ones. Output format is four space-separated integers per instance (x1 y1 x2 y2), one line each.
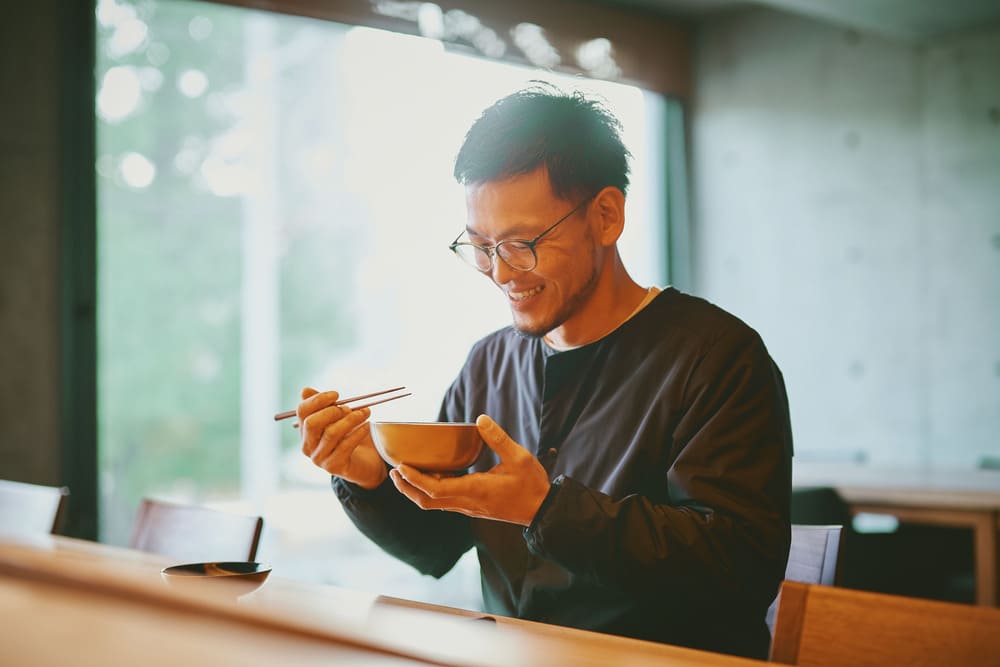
448 196 594 273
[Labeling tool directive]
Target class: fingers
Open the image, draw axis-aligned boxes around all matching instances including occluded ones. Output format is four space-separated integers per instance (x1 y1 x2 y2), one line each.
391 468 491 519
308 407 371 466
301 403 347 456
315 409 372 471
389 468 428 505
395 465 479 499
297 389 341 423
390 468 459 511
290 387 322 428
395 464 438 494
475 414 523 460
297 388 345 454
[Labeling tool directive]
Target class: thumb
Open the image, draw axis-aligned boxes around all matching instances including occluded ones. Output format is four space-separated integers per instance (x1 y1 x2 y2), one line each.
476 414 521 460
301 386 319 400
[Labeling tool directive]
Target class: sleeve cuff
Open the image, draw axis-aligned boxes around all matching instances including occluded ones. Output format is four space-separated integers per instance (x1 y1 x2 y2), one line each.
523 475 570 555
331 474 393 505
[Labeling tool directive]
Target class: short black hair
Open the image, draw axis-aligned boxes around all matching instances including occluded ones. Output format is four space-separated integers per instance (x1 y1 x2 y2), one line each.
453 83 631 201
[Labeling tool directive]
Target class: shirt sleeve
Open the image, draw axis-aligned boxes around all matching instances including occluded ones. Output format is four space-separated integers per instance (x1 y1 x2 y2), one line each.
332 475 472 578
522 324 792 609
329 373 475 579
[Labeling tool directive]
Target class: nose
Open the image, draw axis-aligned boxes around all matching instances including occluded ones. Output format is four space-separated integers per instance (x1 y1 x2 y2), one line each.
489 253 517 285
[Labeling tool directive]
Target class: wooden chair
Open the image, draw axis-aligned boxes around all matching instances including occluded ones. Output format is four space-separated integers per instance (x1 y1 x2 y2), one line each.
129 498 263 563
766 525 843 635
0 479 69 535
770 580 1000 665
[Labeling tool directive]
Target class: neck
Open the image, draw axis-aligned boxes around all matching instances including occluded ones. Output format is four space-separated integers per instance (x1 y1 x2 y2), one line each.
544 250 646 349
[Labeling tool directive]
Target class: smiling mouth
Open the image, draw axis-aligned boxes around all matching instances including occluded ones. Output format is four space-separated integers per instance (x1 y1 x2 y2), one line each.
507 285 544 301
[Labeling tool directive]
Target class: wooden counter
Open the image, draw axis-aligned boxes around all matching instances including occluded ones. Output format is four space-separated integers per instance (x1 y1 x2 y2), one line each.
0 534 765 667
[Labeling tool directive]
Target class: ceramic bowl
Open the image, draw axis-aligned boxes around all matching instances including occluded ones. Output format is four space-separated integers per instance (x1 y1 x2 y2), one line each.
370 421 483 472
160 561 271 596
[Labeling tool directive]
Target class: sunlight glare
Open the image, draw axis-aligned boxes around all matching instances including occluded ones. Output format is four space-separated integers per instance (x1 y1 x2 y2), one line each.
138 66 164 92
119 152 156 188
200 155 251 197
97 66 142 123
178 69 209 98
108 16 149 58
189 15 214 41
146 42 170 67
96 0 133 29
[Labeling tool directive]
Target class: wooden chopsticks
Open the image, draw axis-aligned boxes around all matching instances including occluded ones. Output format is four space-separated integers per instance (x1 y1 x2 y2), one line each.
273 386 411 422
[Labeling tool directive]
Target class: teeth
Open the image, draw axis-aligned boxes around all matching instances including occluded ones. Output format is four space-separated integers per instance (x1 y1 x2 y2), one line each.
509 285 543 300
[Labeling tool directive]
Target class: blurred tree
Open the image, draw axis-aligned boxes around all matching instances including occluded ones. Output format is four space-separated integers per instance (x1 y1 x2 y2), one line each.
97 0 357 543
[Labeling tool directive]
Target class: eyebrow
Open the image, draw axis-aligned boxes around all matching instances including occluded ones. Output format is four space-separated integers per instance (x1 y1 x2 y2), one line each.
465 223 539 242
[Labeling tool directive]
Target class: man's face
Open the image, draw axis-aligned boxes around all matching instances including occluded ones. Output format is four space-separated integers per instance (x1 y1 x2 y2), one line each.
464 168 602 338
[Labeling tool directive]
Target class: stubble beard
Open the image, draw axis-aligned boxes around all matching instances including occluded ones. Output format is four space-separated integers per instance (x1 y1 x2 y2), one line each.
511 259 602 339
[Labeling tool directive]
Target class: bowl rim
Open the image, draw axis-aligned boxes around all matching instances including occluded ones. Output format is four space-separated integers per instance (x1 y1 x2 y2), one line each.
371 421 478 427
160 561 272 578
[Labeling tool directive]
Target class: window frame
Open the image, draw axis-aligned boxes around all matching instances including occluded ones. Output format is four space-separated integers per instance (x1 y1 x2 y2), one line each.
71 0 693 539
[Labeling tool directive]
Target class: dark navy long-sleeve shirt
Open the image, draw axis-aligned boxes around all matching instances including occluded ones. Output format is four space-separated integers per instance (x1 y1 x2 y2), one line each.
334 287 792 659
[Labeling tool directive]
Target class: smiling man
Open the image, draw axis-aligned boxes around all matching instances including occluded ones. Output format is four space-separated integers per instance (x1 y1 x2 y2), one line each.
298 85 793 659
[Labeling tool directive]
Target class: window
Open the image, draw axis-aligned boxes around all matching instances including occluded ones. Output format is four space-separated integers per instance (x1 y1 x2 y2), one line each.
96 0 670 608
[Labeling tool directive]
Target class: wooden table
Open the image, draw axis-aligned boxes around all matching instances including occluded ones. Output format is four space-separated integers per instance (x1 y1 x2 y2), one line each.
794 464 1000 607
0 533 765 667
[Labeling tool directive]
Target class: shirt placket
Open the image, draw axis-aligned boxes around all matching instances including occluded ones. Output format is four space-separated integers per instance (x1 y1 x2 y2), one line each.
536 350 586 475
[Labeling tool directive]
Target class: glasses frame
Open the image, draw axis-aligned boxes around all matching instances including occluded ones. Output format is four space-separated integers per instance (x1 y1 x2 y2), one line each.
448 195 594 273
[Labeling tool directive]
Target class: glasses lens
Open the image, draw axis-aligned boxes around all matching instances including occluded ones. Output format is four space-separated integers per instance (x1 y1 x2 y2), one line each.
453 244 492 272
496 241 536 271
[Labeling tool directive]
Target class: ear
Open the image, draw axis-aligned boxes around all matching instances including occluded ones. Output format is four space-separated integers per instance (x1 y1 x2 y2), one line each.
592 186 626 246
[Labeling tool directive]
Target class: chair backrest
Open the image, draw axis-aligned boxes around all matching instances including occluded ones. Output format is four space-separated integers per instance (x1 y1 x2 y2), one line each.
766 525 842 635
129 498 263 563
0 479 69 536
790 487 850 526
770 580 1000 665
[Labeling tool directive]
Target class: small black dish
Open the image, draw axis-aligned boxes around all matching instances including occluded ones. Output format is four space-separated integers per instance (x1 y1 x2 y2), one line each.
160 561 271 597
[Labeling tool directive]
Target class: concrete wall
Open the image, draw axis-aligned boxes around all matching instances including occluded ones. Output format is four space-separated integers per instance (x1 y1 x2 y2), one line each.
3 2 996 488
691 8 1000 468
0 0 63 486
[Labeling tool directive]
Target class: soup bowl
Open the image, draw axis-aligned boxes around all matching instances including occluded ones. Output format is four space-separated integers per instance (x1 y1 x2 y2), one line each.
160 561 271 597
370 421 483 473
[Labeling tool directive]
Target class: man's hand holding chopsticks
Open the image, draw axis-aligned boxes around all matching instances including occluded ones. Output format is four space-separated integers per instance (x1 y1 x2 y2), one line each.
298 387 388 490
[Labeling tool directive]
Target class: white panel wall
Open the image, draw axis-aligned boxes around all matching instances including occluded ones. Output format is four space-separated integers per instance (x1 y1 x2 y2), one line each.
691 9 1000 469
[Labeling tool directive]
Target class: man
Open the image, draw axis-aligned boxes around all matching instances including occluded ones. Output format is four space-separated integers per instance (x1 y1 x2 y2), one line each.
298 86 792 659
